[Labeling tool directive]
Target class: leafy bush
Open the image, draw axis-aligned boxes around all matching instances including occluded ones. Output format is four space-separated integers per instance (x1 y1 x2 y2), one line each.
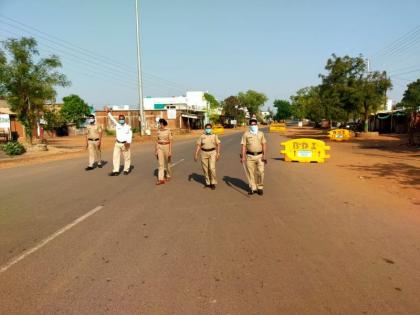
131 127 139 133
2 141 26 156
104 129 115 136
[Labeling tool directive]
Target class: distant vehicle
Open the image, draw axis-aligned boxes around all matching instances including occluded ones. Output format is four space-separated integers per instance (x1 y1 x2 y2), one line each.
344 122 363 132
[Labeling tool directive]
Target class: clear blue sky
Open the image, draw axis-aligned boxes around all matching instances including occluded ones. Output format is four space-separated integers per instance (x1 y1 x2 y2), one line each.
1 0 420 109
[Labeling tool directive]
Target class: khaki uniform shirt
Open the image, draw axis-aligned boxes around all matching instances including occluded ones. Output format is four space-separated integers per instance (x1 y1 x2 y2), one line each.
197 134 221 150
241 131 266 153
86 124 103 139
157 128 172 143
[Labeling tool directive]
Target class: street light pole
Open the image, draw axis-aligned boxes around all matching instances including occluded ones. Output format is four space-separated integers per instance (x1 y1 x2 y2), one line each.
135 0 145 135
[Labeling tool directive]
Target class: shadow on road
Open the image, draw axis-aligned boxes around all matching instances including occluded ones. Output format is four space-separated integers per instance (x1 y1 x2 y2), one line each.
341 162 420 187
223 176 249 192
188 173 206 185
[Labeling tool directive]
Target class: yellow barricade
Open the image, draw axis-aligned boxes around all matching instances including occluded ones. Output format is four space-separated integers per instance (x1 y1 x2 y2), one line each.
213 125 225 135
269 123 286 134
281 138 330 163
328 129 351 141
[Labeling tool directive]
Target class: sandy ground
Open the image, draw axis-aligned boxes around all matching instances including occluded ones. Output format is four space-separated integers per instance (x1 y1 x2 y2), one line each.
284 126 420 205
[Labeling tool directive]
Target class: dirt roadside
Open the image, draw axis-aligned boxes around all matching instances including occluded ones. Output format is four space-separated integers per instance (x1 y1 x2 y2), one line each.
284 126 420 205
0 128 243 170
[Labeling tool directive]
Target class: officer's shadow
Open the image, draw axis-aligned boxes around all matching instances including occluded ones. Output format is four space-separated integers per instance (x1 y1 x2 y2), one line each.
188 173 206 186
223 176 250 196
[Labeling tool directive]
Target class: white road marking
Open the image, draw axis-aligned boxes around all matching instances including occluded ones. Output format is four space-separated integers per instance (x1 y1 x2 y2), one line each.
170 158 185 167
0 205 104 274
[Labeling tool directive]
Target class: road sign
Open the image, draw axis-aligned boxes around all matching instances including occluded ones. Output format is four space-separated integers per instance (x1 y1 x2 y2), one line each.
328 129 351 141
269 123 286 134
281 138 330 163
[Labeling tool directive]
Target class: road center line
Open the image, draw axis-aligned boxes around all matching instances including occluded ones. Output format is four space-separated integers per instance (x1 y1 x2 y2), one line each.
170 158 185 167
0 205 104 274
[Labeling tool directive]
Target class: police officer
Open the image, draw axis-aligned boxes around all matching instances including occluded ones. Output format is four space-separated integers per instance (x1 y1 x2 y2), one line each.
241 118 267 195
194 123 221 190
155 118 172 185
85 114 103 171
105 107 133 176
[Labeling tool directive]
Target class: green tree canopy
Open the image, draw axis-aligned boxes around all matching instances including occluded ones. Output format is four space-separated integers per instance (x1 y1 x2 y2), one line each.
238 90 268 117
203 93 220 110
290 86 323 122
273 99 292 121
60 94 91 127
319 54 391 130
0 37 69 142
399 79 420 145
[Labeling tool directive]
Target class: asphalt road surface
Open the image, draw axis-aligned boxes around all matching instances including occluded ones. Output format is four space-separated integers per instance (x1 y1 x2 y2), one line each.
1 131 419 314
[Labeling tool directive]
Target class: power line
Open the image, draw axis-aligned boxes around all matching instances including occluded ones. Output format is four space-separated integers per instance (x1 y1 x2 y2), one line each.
0 14 189 92
371 25 420 58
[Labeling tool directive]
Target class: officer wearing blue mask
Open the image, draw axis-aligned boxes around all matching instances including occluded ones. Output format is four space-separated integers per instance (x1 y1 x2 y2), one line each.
105 107 133 176
241 118 267 195
85 114 103 170
194 123 221 190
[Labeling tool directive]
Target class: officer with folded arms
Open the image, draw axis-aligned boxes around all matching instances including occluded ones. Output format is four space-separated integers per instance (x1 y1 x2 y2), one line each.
85 114 103 171
241 118 267 195
105 107 133 176
194 123 221 190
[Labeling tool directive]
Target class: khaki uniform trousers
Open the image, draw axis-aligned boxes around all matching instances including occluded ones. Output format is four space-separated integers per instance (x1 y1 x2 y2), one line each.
201 150 217 185
88 140 101 167
245 154 265 190
157 144 171 181
113 142 131 173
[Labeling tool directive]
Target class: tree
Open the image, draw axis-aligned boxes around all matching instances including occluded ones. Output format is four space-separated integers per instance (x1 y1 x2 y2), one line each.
203 93 220 124
0 37 69 142
238 90 268 117
399 79 420 145
290 86 323 122
273 99 292 121
319 54 391 130
352 71 392 132
43 107 65 136
222 95 245 124
60 94 91 127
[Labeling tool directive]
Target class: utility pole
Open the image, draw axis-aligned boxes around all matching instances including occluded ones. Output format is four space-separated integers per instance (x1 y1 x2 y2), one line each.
135 0 146 135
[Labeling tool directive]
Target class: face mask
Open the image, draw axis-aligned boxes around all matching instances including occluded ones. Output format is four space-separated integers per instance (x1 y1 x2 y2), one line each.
88 119 95 124
119 119 125 125
205 128 212 135
249 125 258 134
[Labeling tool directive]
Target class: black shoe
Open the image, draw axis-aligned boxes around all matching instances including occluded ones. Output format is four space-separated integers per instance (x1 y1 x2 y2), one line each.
210 184 216 190
257 189 264 196
204 184 210 188
109 172 119 176
97 164 103 168
248 190 256 195
123 170 130 175
85 166 94 171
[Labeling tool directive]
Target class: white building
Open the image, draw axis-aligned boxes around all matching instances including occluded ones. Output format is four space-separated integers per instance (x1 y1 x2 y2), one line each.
143 91 209 130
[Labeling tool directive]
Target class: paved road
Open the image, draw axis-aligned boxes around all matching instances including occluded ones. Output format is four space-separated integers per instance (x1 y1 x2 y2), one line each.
0 131 419 314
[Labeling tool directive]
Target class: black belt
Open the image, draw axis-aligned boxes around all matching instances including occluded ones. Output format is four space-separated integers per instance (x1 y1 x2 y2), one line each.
201 148 215 152
116 140 127 144
246 151 263 156
88 138 99 141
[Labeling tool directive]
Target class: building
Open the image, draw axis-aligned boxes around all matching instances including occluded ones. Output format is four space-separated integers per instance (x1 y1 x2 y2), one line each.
143 91 208 130
0 99 25 141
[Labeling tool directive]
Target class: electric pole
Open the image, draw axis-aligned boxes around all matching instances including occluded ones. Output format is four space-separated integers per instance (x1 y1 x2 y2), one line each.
135 0 146 135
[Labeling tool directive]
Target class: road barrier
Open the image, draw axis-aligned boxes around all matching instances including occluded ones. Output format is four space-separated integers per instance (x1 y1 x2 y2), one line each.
281 138 330 163
328 129 351 141
213 125 225 135
269 123 286 134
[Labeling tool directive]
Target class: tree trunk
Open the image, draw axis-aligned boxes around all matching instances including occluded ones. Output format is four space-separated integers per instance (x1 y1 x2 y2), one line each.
363 102 369 133
408 111 416 145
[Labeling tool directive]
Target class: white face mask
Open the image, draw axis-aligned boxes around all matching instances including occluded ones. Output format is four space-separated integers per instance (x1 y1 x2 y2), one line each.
88 118 95 124
249 125 258 134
